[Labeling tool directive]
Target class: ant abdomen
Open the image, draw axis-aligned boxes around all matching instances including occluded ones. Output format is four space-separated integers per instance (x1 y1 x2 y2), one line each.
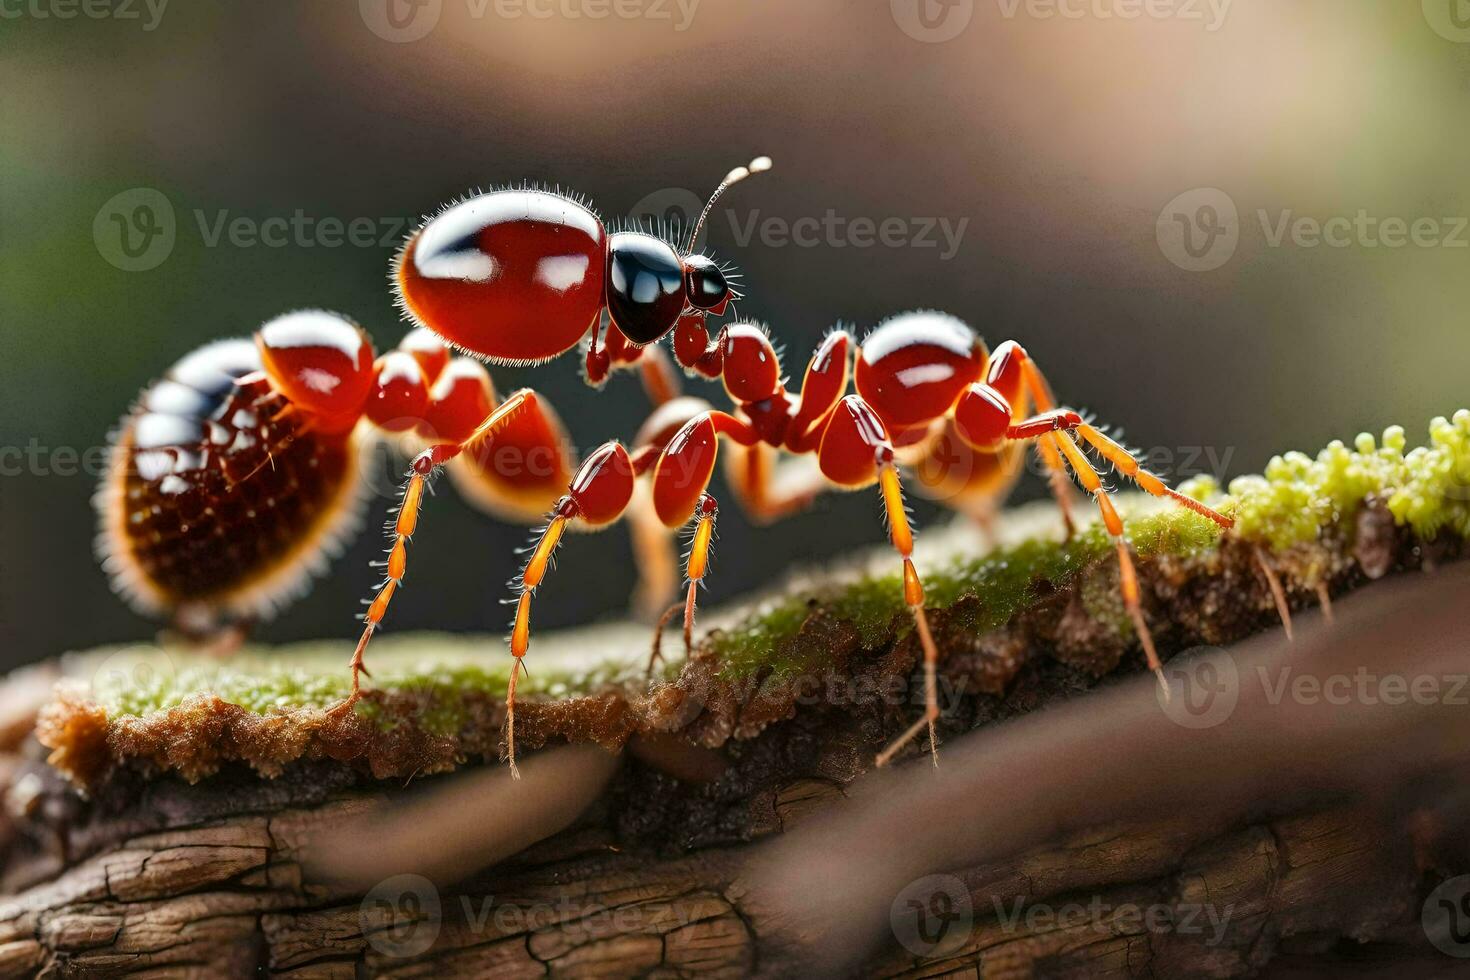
394 190 608 366
98 337 364 626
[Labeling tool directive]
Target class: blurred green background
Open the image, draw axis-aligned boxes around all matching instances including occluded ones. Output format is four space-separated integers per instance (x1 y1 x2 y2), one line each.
3 1 1468 664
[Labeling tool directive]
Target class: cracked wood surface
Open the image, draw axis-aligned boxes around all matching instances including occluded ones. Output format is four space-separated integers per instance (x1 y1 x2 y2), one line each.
0 768 1453 978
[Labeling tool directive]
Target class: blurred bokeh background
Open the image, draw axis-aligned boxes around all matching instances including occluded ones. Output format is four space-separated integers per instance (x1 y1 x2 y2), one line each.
3 1 1468 664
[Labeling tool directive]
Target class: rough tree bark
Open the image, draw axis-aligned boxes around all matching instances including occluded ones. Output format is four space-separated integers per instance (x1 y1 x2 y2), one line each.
2 514 1469 977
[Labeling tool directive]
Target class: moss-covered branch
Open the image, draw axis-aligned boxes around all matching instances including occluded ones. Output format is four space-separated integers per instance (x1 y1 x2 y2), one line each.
33 410 1470 788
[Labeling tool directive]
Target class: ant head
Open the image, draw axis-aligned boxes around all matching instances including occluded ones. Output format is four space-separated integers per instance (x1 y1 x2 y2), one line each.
682 254 731 314
255 310 375 431
608 157 771 346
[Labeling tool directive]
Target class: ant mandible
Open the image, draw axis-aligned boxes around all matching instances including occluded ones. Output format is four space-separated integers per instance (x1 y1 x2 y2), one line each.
498 311 1235 773
96 311 683 644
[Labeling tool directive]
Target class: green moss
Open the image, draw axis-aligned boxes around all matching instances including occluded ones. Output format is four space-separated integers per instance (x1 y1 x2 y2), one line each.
1181 410 1470 551
75 636 640 727
73 411 1470 715
708 502 1220 678
711 412 1470 674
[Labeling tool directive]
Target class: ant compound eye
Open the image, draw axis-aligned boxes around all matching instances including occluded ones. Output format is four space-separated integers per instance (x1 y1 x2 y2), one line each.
682 254 730 313
256 310 375 427
606 232 685 345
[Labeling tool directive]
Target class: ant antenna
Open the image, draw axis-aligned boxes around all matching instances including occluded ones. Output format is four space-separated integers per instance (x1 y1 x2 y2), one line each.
685 155 772 253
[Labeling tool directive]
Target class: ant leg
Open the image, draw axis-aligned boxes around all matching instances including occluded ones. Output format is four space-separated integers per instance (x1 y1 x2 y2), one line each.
1046 428 1171 693
637 343 682 408
873 453 943 769
648 411 759 658
506 498 576 779
1254 546 1295 640
1022 387 1079 538
505 442 641 776
1000 409 1232 689
628 490 678 622
647 601 684 678
330 390 534 716
986 343 1079 539
1070 421 1235 529
680 494 719 654
726 442 826 525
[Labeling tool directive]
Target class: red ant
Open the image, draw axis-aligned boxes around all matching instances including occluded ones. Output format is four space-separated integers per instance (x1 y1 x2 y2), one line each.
481 311 1235 772
99 157 769 677
96 312 683 644
355 158 1233 774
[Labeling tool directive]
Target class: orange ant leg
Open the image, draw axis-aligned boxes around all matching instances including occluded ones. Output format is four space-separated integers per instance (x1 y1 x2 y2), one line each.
1072 422 1234 530
681 494 719 653
872 457 943 768
637 343 682 408
505 442 640 775
811 395 943 769
331 390 534 716
999 406 1232 690
648 411 760 656
725 442 827 525
1042 429 1172 691
999 347 1078 539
